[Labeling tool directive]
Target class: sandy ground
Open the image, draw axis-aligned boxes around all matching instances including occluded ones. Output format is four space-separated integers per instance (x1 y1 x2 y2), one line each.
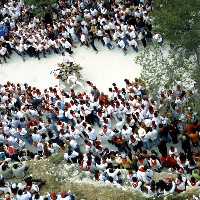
0 43 141 93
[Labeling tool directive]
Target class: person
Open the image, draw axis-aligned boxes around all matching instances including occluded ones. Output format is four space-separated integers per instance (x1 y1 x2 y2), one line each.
181 134 192 156
103 34 113 50
0 73 199 197
96 29 105 46
0 161 13 179
12 162 28 178
117 38 127 55
131 176 142 191
0 0 154 62
128 37 139 52
164 177 176 195
175 175 186 193
80 33 89 47
0 45 8 63
62 39 73 54
153 33 163 46
88 33 98 53
15 43 25 62
138 32 147 48
67 73 83 89
158 140 168 157
62 52 74 64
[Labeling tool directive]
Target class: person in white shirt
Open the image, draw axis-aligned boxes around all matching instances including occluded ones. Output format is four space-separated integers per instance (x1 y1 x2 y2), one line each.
80 33 89 47
16 189 32 200
32 133 42 143
37 142 44 156
96 29 105 46
117 38 127 55
0 46 8 63
175 175 186 192
64 148 79 163
37 42 46 59
103 34 113 50
169 146 178 157
12 162 28 178
187 176 200 188
143 129 152 149
128 133 141 152
53 39 61 54
87 127 97 141
150 126 158 145
62 39 73 54
121 125 132 140
15 43 25 61
67 72 83 89
153 33 163 45
163 178 176 196
149 155 162 172
138 123 146 139
61 52 74 65
131 176 142 191
128 38 138 52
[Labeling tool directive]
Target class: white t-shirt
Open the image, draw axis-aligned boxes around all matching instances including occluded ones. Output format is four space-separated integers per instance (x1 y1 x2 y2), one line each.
63 40 72 49
32 133 42 143
80 34 86 42
16 192 31 200
87 129 97 141
118 40 126 49
0 47 7 55
138 127 146 139
128 39 138 47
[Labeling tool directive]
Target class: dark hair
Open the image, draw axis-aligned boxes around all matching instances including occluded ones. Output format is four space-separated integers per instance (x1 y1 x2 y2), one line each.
156 180 166 191
35 193 40 199
13 164 18 169
0 177 5 187
177 174 182 181
108 176 113 183
2 164 8 171
18 190 23 195
132 177 137 182
151 180 156 192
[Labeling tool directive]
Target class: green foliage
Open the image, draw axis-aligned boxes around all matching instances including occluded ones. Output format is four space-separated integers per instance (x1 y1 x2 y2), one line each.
24 0 57 8
49 153 64 165
24 0 57 17
149 0 200 113
152 0 200 92
152 0 200 52
56 62 83 82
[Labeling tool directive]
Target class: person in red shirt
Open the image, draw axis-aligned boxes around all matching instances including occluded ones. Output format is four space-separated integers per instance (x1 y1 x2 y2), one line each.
160 155 177 169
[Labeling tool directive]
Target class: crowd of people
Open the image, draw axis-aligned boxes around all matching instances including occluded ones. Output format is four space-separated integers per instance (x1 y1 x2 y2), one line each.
0 173 76 200
0 0 154 63
0 77 199 198
0 0 199 199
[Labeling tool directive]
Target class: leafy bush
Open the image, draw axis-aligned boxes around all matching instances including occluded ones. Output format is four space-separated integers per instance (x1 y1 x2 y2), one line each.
49 153 64 165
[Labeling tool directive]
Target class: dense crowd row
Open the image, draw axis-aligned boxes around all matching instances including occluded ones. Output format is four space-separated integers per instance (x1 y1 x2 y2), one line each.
0 0 158 63
0 78 199 198
0 173 76 200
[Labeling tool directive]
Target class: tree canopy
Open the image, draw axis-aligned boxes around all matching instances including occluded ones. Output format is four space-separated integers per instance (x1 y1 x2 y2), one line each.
24 0 57 17
150 0 200 91
152 0 200 52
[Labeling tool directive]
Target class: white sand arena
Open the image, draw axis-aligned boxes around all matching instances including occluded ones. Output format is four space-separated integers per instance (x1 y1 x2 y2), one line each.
0 44 141 93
